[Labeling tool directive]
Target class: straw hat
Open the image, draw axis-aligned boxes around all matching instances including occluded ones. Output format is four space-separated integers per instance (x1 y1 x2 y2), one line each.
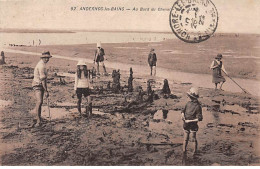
41 51 52 58
215 54 222 59
187 87 199 99
97 42 101 48
77 60 87 66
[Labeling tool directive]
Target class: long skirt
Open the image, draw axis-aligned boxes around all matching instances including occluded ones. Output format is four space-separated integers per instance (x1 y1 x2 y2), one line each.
212 68 226 83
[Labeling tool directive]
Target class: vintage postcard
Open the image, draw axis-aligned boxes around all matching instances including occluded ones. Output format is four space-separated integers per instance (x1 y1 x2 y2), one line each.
0 0 259 166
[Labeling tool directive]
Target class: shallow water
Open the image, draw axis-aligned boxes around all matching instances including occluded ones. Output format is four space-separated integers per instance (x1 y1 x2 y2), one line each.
35 106 108 120
221 104 248 114
0 32 174 46
149 106 259 134
40 106 71 120
149 110 184 137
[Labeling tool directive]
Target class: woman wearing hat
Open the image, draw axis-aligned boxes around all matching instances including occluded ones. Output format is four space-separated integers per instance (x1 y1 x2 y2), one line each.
181 87 203 155
148 48 157 76
210 54 228 90
32 51 52 127
74 60 92 116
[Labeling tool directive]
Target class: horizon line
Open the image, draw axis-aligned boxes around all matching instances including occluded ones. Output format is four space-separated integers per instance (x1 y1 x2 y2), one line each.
0 28 259 35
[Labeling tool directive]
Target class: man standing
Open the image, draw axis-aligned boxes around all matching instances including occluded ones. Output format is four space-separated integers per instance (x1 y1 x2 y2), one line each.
32 51 52 127
94 42 108 76
148 48 157 76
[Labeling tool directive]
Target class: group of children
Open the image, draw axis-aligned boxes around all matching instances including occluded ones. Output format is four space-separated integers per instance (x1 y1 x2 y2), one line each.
32 47 229 156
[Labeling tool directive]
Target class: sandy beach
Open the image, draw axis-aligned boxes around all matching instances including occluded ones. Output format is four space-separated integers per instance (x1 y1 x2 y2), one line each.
0 36 260 165
1 0 260 166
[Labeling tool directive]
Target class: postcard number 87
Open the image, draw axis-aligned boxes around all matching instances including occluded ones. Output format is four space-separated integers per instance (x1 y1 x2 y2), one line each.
71 7 77 11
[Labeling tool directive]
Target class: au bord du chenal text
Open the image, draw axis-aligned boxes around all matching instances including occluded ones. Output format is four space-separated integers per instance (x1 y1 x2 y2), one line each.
70 6 170 11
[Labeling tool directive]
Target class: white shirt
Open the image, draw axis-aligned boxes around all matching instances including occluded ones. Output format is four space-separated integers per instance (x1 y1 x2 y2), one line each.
74 72 90 90
32 60 47 87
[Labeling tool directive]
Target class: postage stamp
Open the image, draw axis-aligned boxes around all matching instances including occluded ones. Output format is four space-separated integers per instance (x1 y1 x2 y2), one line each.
169 0 218 43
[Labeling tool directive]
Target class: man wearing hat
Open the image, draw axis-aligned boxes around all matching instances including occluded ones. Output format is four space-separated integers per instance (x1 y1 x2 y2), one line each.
148 48 157 76
210 54 228 90
93 42 108 76
181 87 203 155
32 51 52 127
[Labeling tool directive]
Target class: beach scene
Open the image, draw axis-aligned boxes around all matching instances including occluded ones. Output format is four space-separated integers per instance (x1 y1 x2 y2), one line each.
0 0 259 166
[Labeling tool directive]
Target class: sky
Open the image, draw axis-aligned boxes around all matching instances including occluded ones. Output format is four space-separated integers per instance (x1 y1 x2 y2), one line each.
0 0 259 33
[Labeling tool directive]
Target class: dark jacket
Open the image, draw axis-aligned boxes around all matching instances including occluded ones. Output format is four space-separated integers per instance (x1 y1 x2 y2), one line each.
94 48 105 62
148 52 157 66
182 100 203 121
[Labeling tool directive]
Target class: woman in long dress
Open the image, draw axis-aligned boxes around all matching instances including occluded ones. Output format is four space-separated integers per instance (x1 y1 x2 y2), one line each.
210 54 228 90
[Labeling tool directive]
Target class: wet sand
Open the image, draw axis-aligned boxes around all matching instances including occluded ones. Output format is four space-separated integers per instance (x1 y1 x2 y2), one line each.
4 48 260 96
6 34 260 80
0 51 259 165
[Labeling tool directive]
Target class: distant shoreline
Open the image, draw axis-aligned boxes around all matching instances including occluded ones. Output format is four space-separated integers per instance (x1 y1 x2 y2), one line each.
0 28 75 33
1 28 259 36
73 29 173 34
0 28 172 34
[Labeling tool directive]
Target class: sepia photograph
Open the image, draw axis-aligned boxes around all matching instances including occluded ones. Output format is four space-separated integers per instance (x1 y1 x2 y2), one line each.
0 0 259 166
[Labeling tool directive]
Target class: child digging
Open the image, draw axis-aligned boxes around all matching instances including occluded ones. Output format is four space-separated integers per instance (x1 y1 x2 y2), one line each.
74 60 92 117
181 87 203 156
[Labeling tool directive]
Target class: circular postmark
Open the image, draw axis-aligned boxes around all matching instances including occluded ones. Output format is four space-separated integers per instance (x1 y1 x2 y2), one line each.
169 0 218 43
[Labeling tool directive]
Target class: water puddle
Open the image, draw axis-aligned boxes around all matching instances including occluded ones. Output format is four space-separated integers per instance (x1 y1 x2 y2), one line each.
201 107 259 129
220 104 248 114
149 107 259 133
149 110 183 135
41 106 71 119
30 106 108 120
153 109 170 120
